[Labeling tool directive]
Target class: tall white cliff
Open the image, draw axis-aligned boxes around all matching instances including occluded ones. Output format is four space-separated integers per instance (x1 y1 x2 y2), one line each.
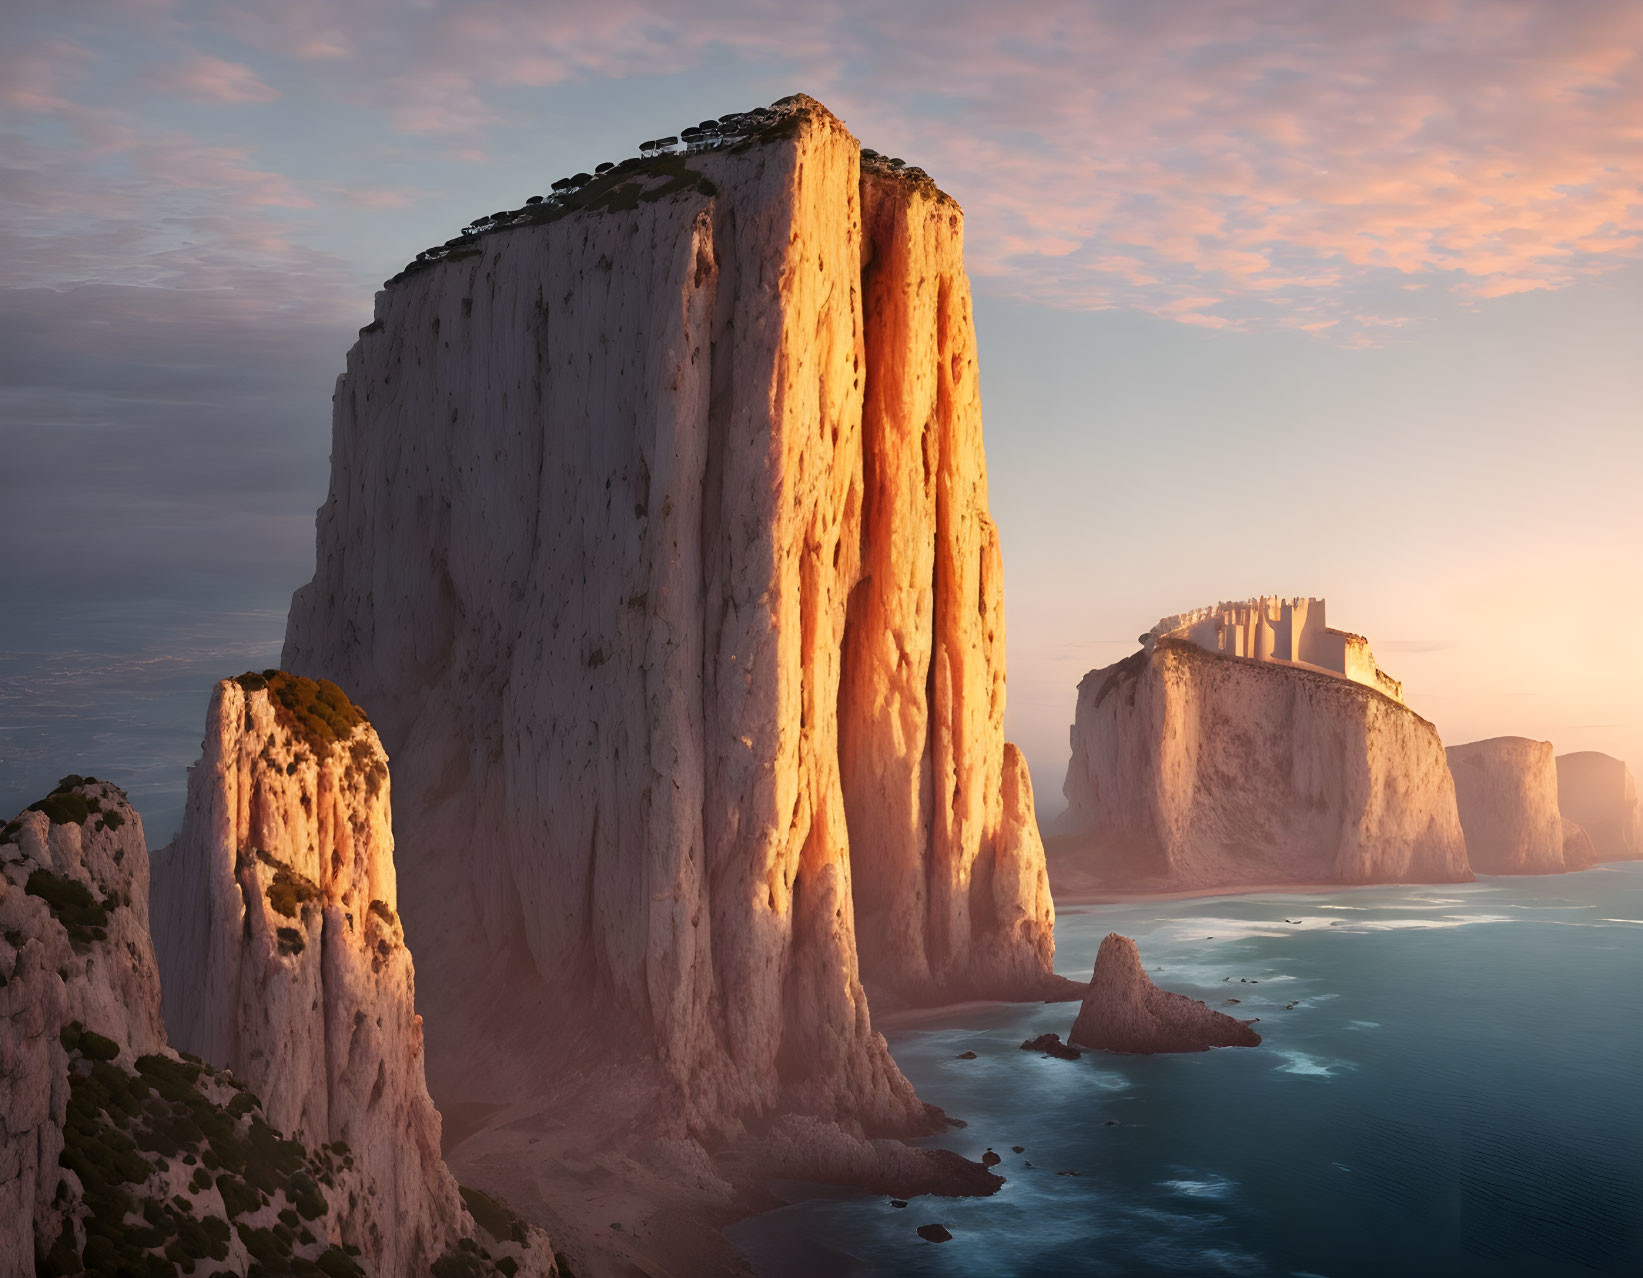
1556 751 1641 862
1446 737 1577 875
1058 635 1471 890
152 673 554 1276
282 96 1059 1138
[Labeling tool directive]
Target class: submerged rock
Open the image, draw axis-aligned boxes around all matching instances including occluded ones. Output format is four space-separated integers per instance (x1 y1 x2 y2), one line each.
1019 1032 1080 1060
1069 934 1261 1054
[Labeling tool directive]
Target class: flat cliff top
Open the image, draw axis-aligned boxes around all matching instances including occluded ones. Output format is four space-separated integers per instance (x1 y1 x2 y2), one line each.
1124 636 1435 726
381 93 954 293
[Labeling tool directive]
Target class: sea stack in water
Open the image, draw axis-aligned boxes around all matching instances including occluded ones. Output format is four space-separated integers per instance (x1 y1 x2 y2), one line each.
1556 752 1641 863
1057 598 1470 891
281 95 1057 1146
151 673 554 1275
1069 934 1260 1053
1446 737 1572 874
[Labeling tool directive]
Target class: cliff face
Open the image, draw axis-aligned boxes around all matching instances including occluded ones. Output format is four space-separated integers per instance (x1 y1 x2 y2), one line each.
151 674 554 1277
1068 934 1260 1054
1058 639 1471 890
2 778 161 1275
281 97 1056 1140
1446 737 1568 874
4 779 417 1277
1556 751 1641 863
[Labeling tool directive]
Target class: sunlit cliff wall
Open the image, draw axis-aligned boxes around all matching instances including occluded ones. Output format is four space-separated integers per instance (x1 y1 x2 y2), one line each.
281 97 1057 1142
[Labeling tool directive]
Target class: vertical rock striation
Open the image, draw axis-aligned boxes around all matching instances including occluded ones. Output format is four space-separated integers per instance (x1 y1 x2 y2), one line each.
1058 637 1471 891
1445 737 1569 874
841 175 1054 1005
282 97 1058 1141
152 674 553 1276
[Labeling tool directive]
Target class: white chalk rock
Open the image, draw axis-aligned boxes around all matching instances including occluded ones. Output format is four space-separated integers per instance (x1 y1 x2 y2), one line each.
1 779 160 1275
153 674 554 1276
1058 636 1471 890
281 96 1057 1139
2 779 459 1278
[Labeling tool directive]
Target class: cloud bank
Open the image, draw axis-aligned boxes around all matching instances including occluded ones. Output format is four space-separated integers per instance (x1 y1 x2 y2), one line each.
3 0 1639 342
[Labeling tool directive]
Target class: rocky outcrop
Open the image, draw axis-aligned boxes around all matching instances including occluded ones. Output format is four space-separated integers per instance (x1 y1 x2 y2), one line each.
281 95 1058 1148
1057 637 1471 891
1446 737 1568 874
5 779 396 1276
1068 934 1261 1053
151 674 554 1277
2 778 161 1276
1556 751 1641 863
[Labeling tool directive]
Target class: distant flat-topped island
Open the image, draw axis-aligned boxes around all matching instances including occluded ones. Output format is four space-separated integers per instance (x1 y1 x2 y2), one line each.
1052 597 1470 896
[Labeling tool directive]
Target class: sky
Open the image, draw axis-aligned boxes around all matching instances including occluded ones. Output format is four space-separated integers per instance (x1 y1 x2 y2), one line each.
3 0 1640 825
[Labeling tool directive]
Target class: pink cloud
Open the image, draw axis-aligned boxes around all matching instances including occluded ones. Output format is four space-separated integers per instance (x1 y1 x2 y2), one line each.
7 0 1641 344
155 52 280 104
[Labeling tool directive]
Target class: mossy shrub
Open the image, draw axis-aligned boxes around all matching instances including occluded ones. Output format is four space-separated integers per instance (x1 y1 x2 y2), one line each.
28 790 90 826
27 870 110 944
460 1184 528 1244
263 671 369 755
258 852 320 920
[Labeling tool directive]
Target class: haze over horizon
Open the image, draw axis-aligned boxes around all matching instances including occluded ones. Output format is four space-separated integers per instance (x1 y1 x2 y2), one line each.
4 0 1640 821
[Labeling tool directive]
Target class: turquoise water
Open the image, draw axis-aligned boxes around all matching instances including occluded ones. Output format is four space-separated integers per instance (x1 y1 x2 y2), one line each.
731 866 1643 1276
7 602 1641 1275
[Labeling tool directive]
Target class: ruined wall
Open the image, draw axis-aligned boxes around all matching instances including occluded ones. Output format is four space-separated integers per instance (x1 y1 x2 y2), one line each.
1157 597 1403 704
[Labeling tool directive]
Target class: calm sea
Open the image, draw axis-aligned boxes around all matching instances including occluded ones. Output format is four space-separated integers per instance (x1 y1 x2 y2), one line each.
7 609 1640 1276
731 866 1643 1277
0 590 287 842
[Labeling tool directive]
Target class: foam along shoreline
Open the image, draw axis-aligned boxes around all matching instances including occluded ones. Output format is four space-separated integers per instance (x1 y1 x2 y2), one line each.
1050 859 1643 909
